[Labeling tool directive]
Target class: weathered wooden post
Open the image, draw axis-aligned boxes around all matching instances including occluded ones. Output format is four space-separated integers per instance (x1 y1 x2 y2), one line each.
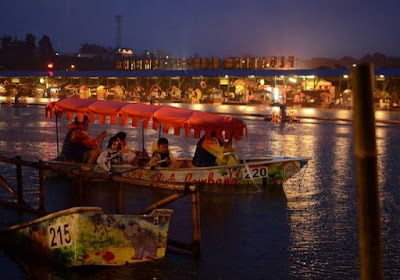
191 188 201 249
15 156 23 205
38 167 45 211
351 64 383 280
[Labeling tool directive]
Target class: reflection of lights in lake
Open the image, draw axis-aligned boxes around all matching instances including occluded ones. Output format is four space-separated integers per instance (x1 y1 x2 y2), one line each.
192 104 204 111
302 108 316 116
219 105 229 111
244 106 255 113
331 125 352 204
376 127 388 187
374 110 390 120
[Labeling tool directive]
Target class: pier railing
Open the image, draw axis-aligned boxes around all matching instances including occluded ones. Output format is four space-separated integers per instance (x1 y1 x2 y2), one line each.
0 155 202 254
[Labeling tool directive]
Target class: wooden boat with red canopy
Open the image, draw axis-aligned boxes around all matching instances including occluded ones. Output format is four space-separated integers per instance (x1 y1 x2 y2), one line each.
45 98 311 192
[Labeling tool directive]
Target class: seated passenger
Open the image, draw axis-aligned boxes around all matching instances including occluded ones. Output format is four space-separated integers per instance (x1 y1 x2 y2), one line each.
148 137 176 168
114 131 150 166
192 132 239 167
60 115 107 164
192 132 221 167
219 137 240 166
97 136 123 171
114 131 137 164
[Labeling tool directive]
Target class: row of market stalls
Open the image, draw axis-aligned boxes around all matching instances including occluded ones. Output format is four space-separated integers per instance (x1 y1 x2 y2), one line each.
0 78 262 104
0 78 338 106
0 70 398 108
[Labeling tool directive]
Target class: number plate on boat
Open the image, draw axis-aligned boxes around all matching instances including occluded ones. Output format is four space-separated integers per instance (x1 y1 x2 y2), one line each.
47 223 74 248
243 166 268 179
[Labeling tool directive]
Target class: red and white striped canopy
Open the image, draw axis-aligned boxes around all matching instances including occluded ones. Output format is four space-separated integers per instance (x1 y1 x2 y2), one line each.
46 98 247 140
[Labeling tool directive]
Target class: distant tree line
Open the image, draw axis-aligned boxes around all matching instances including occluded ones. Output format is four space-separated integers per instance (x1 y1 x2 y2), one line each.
2 33 400 71
0 34 116 70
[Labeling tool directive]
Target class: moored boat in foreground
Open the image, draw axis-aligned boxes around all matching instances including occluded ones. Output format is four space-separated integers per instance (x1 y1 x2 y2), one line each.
0 207 173 266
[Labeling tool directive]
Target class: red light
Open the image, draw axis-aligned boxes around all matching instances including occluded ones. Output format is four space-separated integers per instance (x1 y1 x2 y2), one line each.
47 63 54 69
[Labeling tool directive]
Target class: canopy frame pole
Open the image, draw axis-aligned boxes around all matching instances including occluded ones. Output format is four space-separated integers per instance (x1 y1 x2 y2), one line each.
141 121 145 154
56 115 60 160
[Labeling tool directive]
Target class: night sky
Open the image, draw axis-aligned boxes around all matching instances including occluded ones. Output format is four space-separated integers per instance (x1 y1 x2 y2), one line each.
1 0 399 59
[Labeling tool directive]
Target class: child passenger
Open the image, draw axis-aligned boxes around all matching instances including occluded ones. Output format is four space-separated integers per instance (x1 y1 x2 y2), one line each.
114 131 136 164
148 137 176 168
114 131 149 166
97 136 123 172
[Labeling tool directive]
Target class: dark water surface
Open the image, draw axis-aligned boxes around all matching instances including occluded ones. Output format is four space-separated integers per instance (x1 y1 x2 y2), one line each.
0 105 400 279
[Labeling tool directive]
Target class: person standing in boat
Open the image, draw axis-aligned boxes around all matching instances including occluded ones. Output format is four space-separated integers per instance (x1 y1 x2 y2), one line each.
192 131 239 167
148 137 176 168
60 115 107 164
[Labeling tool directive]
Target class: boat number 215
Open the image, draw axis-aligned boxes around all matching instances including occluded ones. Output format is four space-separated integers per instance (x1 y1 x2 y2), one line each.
48 223 73 248
243 167 268 179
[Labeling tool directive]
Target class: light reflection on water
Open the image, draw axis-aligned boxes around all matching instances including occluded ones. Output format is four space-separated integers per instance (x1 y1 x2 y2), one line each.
0 105 400 279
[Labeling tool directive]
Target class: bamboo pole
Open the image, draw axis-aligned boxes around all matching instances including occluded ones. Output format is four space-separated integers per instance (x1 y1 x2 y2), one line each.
351 64 383 280
0 157 201 193
56 115 60 160
38 168 45 211
15 156 23 205
0 174 19 200
0 200 45 215
135 192 188 215
0 156 194 192
191 190 201 245
0 156 203 254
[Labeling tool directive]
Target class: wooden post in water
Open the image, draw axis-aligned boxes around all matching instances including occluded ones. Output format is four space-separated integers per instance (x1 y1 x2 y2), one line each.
15 156 23 205
191 189 201 248
38 168 45 211
351 64 383 280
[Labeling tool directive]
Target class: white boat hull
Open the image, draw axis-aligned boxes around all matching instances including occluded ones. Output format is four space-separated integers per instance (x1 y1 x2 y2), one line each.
120 157 310 190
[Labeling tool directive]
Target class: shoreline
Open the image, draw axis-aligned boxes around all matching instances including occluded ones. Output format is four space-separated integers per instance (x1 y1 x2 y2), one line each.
2 97 400 124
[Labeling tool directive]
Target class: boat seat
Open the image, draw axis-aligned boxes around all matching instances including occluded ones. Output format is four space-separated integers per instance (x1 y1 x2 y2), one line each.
176 158 194 168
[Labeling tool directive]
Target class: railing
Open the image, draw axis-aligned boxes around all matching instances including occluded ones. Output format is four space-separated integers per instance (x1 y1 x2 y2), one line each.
0 155 202 254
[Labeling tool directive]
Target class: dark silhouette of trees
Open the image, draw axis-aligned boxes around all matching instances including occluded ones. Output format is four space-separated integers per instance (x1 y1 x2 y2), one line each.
1 35 13 50
0 33 56 70
24 34 36 55
79 43 112 54
2 32 400 71
38 35 55 59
